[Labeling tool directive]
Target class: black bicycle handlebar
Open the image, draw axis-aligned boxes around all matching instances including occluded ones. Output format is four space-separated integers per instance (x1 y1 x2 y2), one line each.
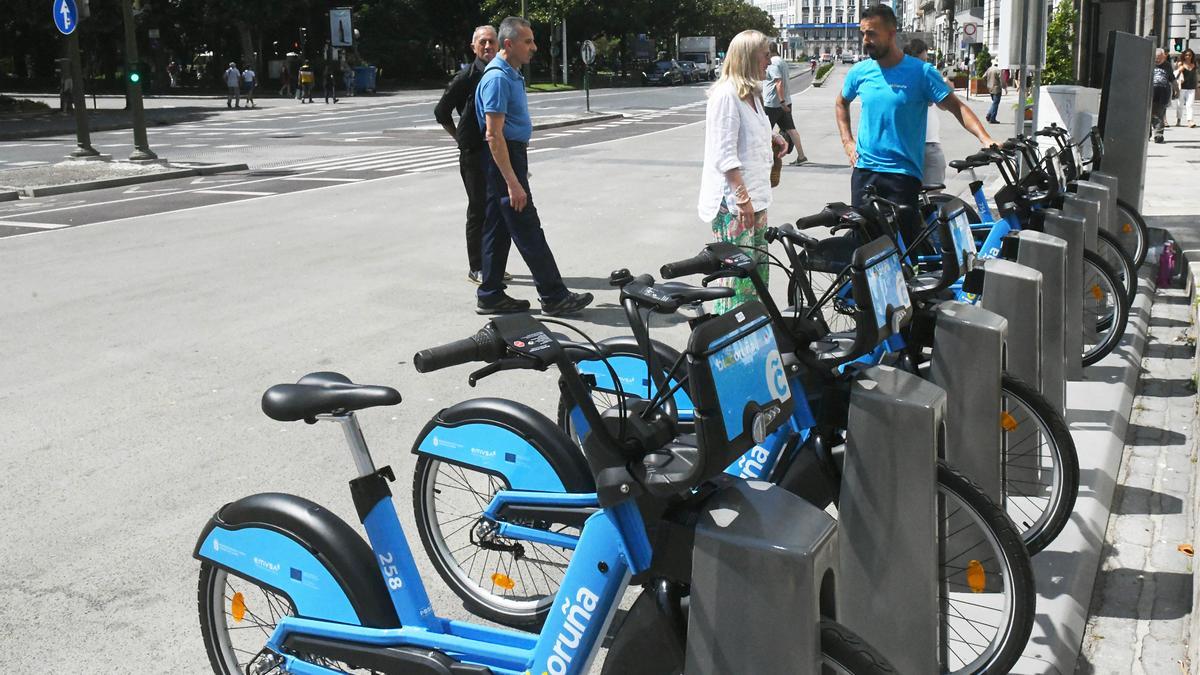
660 250 718 279
413 325 506 373
795 209 839 230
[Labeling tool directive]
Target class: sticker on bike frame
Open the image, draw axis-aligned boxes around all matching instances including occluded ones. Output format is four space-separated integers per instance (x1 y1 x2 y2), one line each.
949 208 977 265
706 320 790 442
864 252 911 331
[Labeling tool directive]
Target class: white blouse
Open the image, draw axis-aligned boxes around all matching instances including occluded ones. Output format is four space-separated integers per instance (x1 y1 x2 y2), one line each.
697 81 774 222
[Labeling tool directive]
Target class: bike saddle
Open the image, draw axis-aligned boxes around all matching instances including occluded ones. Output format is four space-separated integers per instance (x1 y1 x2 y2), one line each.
805 235 856 274
261 371 402 422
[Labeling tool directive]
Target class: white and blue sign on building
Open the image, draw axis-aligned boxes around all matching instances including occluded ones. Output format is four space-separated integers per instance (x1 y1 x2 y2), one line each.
54 0 79 35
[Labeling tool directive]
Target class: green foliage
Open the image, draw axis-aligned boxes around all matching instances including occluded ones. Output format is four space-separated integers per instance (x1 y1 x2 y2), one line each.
1043 0 1077 85
817 63 833 79
974 45 992 78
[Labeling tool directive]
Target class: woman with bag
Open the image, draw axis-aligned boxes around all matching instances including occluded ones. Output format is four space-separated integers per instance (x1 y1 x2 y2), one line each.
1175 49 1197 127
697 29 788 314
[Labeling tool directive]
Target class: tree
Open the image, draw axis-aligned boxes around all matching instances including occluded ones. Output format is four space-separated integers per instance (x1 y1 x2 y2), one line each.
1043 0 1077 85
974 45 992 79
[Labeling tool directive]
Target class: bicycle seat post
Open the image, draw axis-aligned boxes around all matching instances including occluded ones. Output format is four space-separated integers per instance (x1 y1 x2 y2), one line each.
320 412 377 477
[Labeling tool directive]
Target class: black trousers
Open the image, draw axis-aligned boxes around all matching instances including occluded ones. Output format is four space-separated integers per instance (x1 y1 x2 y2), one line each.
479 141 568 303
851 167 925 248
459 148 486 272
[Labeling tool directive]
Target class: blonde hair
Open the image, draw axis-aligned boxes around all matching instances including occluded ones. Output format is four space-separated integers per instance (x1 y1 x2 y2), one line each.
715 30 770 100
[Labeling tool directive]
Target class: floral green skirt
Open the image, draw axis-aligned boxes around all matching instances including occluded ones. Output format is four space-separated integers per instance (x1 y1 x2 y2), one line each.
711 201 769 315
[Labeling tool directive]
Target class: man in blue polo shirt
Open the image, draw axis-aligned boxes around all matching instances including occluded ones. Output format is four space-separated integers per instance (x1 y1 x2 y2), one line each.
473 16 593 316
835 5 994 229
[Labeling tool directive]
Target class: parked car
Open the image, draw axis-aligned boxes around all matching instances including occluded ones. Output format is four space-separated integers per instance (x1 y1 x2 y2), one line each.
678 61 698 84
841 53 857 64
820 53 834 64
643 59 684 86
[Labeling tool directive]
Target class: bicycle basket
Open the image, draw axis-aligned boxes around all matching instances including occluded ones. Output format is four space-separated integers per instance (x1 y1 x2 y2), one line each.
686 301 794 476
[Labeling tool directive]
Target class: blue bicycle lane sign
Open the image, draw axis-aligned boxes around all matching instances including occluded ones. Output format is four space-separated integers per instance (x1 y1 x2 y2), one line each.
54 0 79 35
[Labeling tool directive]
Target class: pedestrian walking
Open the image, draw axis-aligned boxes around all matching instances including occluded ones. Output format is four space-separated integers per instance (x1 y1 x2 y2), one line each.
279 63 292 98
762 44 808 170
904 39 948 188
435 25 505 285
167 60 180 88
1151 48 1173 143
835 4 994 243
983 60 1006 124
473 16 593 315
224 62 241 108
242 65 257 108
59 67 74 114
298 63 315 103
342 62 355 97
1174 49 1196 127
323 66 339 103
699 29 789 314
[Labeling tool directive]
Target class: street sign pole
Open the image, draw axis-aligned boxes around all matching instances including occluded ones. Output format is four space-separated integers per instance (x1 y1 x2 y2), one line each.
581 40 596 113
121 0 157 161
67 32 98 157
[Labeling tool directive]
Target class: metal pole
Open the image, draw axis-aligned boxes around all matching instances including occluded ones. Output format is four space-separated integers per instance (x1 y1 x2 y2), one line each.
1014 0 1030 146
562 18 568 85
121 0 157 161
66 32 98 157
1029 0 1048 132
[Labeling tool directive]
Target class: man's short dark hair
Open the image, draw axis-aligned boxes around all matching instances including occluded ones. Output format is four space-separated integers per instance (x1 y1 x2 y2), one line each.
770 43 780 55
498 16 531 47
861 4 897 27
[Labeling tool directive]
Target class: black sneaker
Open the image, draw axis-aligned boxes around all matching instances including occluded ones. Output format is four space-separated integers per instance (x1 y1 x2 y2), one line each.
541 291 593 316
476 293 531 315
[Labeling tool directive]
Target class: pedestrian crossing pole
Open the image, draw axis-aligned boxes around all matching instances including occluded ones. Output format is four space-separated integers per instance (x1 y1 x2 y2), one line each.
66 31 98 157
122 0 157 161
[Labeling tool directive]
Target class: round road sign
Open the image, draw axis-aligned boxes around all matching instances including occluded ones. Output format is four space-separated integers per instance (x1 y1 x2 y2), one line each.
581 40 597 65
963 23 977 36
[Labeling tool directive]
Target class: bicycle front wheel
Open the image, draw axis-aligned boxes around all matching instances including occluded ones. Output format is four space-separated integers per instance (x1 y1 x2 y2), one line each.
937 461 1036 675
412 456 574 629
1082 250 1131 366
1000 374 1080 555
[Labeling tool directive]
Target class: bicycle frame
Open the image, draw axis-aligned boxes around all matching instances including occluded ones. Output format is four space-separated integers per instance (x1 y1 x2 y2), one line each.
196 414 654 675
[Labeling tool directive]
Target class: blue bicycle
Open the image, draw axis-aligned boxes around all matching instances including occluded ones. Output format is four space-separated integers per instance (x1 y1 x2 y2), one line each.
412 234 1034 674
194 296 898 673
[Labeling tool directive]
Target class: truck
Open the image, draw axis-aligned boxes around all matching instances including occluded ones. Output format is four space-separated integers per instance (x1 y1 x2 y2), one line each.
678 36 717 80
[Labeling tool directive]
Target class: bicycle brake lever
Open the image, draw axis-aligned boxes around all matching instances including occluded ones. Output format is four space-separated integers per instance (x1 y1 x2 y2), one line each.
467 362 503 387
701 269 743 286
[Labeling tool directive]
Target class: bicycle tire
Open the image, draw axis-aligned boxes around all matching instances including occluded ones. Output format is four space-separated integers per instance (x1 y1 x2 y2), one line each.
820 619 901 674
1000 374 1080 555
412 455 571 630
1081 250 1130 367
935 461 1036 675
928 192 982 224
1096 229 1138 303
1113 198 1150 268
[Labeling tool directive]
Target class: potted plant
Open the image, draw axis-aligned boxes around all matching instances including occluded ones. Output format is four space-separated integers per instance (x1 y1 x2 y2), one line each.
970 46 992 95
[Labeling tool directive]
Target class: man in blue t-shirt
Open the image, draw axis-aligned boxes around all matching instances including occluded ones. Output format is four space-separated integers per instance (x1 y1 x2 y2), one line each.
835 5 994 226
472 16 593 316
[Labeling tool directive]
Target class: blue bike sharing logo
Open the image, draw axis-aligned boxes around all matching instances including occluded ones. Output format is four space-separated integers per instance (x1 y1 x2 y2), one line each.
765 349 790 402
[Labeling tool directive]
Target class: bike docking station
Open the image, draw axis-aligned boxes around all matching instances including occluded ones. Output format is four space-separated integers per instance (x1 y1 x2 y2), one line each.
1062 190 1101 252
978 258 1044 396
928 302 1007 503
1011 230 1071 415
1086 171 1122 238
1072 179 1115 245
837 365 943 674
685 478 838 674
1040 208 1088 380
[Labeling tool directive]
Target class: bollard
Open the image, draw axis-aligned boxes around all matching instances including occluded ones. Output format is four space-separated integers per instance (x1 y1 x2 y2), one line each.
979 259 1044 393
686 478 837 674
1015 230 1069 416
838 365 942 674
1041 208 1086 380
928 302 1007 505
1062 193 1101 251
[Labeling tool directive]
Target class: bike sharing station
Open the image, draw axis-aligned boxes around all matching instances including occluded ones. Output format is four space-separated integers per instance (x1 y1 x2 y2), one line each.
184 23 1160 675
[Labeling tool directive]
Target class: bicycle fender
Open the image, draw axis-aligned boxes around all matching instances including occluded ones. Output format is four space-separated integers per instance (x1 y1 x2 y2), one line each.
193 492 400 628
587 336 694 412
412 398 593 492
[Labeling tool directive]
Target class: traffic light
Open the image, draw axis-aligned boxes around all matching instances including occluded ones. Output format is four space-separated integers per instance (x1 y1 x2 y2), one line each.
1190 19 1198 39
1174 37 1185 53
127 64 141 85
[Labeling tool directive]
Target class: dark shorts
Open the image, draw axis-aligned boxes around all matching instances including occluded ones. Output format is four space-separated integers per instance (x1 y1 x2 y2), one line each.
766 105 796 132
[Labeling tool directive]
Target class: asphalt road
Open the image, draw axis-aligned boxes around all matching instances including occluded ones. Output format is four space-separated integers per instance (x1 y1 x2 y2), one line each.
0 65 1003 672
0 73 812 237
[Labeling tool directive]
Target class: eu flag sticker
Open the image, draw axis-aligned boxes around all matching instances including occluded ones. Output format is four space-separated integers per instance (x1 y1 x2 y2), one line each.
290 568 303 582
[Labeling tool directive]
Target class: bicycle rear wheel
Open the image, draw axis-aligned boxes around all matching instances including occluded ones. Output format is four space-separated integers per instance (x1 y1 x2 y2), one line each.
1095 229 1138 303
1112 198 1150 268
1082 250 1130 366
1000 374 1080 555
936 461 1035 675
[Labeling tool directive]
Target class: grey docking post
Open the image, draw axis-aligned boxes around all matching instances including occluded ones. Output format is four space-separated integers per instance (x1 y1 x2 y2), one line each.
1041 209 1087 380
979 259 1044 394
1016 230 1070 416
838 365 943 674
928 302 1007 504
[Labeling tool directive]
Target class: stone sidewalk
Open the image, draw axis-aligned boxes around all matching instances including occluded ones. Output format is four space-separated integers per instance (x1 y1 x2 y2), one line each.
1076 284 1198 674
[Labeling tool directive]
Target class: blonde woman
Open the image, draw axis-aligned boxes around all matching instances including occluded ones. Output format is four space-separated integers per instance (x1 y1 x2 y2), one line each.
698 29 788 314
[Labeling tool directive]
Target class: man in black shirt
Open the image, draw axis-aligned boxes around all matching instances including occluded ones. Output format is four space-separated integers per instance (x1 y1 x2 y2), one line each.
435 25 500 284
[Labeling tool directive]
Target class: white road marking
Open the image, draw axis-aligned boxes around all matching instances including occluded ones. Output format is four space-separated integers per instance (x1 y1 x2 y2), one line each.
281 176 363 182
0 220 68 229
197 189 276 196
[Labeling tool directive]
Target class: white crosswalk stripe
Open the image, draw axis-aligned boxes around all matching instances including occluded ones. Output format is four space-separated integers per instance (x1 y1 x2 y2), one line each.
277 145 463 175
